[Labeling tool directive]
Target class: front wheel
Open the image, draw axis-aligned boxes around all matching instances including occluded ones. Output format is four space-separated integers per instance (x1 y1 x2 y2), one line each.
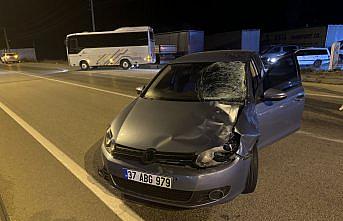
120 59 131 70
80 60 90 71
242 145 258 194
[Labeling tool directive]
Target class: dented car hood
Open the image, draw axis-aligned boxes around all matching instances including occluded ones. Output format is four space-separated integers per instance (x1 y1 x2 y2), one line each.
113 97 241 153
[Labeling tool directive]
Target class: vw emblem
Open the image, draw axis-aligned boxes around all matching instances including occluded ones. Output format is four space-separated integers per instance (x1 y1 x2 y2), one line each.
142 148 156 164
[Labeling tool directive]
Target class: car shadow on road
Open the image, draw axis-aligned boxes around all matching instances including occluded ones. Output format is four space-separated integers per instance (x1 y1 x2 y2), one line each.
83 138 218 221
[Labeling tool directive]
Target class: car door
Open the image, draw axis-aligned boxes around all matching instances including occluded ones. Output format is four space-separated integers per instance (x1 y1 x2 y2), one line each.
256 55 305 148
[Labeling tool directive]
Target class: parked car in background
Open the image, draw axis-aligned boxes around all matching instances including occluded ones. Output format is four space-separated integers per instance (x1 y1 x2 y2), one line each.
260 45 300 67
1 52 20 64
99 50 305 208
295 48 330 70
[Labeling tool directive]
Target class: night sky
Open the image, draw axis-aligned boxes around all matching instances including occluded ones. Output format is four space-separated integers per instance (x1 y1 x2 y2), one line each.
0 0 342 59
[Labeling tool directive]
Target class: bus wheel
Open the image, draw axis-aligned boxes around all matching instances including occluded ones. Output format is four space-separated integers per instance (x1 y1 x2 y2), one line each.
80 61 90 71
120 59 131 70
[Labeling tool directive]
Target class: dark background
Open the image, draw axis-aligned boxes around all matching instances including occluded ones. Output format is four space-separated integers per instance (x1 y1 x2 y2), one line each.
0 0 342 60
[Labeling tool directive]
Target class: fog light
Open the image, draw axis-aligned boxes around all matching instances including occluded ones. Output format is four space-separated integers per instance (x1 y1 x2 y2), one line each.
209 189 225 201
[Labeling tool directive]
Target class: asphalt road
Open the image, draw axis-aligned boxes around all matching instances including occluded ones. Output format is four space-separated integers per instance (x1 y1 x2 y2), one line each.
0 62 342 221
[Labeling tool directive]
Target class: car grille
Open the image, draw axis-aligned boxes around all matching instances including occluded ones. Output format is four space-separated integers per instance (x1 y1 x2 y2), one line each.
112 177 193 202
113 144 196 167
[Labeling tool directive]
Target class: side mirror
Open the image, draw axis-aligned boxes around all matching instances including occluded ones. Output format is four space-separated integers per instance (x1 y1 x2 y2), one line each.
263 88 287 101
136 85 145 95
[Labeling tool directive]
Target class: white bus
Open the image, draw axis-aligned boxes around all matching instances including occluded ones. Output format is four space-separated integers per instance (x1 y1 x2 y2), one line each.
66 26 156 70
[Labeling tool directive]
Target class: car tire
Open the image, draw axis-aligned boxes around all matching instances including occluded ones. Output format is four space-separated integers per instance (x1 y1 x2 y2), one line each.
242 145 258 194
313 60 322 68
80 60 90 71
120 59 131 70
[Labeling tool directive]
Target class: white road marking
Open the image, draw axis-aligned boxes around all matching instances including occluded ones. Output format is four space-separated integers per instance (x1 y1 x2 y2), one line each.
306 93 343 100
83 72 153 80
0 101 143 221
297 130 343 144
16 72 136 99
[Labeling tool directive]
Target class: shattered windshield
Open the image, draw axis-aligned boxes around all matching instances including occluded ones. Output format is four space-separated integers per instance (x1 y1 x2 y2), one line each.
144 62 247 102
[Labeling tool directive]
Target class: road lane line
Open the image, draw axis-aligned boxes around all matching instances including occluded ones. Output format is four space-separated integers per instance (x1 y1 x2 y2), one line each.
297 130 343 144
16 72 136 99
0 101 143 221
306 93 343 100
82 72 153 80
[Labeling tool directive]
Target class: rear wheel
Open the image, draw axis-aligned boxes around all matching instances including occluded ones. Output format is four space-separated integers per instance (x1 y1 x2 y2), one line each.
120 59 131 70
242 145 258 194
80 60 90 71
313 60 322 68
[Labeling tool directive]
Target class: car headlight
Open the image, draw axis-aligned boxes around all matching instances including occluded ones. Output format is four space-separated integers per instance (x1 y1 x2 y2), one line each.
104 127 116 154
267 57 278 63
195 132 241 168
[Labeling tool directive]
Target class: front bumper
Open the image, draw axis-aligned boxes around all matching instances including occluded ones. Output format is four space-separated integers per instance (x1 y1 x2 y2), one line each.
100 144 251 208
3 58 19 63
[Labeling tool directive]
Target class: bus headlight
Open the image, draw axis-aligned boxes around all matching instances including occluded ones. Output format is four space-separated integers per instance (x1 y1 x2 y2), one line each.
145 55 152 62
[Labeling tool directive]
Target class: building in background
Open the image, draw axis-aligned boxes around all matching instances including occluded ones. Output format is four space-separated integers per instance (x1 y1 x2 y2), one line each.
261 25 343 49
205 29 260 52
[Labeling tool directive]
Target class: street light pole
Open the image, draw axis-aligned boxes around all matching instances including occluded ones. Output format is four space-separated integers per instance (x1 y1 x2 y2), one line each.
90 0 96 32
3 28 10 51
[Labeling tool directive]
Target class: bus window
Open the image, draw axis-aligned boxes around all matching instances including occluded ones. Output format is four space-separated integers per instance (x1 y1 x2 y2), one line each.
68 37 81 54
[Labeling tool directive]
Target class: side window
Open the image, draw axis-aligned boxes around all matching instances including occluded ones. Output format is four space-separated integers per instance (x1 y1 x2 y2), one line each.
295 50 308 56
264 56 300 91
68 37 82 54
312 50 329 55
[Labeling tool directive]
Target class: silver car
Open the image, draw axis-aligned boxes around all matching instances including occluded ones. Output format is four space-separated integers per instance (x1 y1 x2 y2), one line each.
99 50 305 208
1 52 20 64
260 45 299 67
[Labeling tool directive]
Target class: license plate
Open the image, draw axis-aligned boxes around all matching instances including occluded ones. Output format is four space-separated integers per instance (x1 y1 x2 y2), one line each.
123 169 172 189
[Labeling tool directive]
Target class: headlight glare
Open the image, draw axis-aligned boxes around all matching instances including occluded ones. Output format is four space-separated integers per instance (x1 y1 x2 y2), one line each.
268 57 278 63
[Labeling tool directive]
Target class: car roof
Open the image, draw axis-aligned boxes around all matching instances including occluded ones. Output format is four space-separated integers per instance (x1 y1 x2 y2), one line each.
170 50 258 64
